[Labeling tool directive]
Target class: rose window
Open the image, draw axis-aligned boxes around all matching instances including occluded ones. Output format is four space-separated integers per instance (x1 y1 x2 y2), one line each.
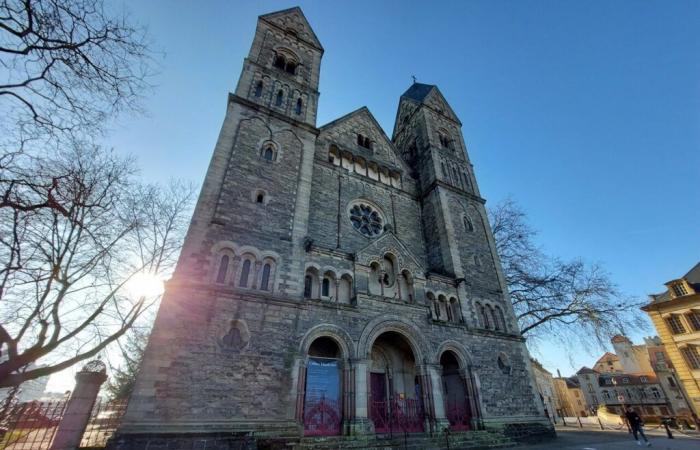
349 203 383 237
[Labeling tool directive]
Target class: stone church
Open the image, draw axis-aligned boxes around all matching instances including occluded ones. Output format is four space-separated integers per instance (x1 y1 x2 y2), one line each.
113 7 552 449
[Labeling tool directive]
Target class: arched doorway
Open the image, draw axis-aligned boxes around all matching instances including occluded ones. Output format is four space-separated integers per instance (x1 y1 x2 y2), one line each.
303 337 343 436
369 332 425 433
440 351 472 431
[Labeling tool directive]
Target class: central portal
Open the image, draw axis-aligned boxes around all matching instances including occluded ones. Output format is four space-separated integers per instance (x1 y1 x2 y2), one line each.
369 332 425 433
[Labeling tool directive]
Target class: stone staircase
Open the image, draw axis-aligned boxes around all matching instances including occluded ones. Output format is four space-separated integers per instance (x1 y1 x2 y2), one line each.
290 430 515 450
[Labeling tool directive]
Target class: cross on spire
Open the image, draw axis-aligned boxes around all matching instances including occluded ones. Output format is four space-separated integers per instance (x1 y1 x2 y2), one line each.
411 75 417 84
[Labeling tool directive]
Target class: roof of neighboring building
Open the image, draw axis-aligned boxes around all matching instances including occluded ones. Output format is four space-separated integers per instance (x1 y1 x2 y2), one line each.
611 335 632 344
595 352 620 365
565 377 580 389
646 261 700 306
576 366 598 375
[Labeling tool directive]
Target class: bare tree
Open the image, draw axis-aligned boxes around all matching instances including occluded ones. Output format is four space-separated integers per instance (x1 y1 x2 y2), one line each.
0 0 153 147
0 145 194 388
489 198 647 348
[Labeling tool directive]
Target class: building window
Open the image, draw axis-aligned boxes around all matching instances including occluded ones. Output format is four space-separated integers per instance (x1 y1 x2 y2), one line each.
666 315 686 335
438 133 453 150
261 143 277 161
463 216 474 232
304 275 313 298
497 353 511 375
322 277 330 297
651 387 661 399
260 263 271 291
239 260 251 288
273 53 297 75
667 376 676 387
660 406 670 416
357 134 371 149
495 306 507 332
480 304 491 329
681 346 700 370
254 81 263 97
275 90 284 106
671 282 688 297
295 98 302 115
686 310 700 331
216 255 229 284
603 390 610 399
348 202 384 238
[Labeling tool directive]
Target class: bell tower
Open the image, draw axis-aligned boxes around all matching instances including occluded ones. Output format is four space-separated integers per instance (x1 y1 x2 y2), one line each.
235 7 323 126
392 83 507 302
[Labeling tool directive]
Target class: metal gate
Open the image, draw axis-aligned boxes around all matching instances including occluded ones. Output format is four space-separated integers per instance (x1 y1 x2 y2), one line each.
371 397 424 434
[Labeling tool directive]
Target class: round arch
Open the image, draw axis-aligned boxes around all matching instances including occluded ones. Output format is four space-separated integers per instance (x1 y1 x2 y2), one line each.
299 324 355 360
357 316 429 363
435 341 473 369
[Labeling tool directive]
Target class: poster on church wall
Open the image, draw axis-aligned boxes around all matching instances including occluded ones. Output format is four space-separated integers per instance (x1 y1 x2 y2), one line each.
305 358 340 403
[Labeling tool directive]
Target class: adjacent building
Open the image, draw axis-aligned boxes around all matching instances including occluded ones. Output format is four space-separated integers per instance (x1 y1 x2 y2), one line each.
530 359 559 423
553 376 586 417
575 334 693 420
112 7 550 449
642 262 700 423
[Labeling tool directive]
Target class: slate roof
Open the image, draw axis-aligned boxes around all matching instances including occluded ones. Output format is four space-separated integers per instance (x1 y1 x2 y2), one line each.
576 366 598 375
401 83 437 102
645 261 700 306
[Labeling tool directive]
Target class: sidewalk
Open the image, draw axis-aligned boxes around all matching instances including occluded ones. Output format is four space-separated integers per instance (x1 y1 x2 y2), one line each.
515 427 700 450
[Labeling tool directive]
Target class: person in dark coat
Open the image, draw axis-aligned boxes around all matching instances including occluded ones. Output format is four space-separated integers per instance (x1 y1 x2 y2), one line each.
625 406 651 447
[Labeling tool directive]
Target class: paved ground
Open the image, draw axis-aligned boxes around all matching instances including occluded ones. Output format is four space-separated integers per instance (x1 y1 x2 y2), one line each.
516 427 700 450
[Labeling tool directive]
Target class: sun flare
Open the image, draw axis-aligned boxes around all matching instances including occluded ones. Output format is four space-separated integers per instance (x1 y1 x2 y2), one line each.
125 272 165 299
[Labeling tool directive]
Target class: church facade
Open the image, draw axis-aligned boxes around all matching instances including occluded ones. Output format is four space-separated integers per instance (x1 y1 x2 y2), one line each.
114 7 551 448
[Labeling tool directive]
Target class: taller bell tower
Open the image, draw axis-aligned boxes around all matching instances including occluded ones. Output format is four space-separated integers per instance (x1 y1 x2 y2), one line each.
392 83 510 318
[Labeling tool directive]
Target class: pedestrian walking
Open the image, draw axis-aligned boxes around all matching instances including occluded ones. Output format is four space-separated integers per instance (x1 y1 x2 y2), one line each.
624 406 651 447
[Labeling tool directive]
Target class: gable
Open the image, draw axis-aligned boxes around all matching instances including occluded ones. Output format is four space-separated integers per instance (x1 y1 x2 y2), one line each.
260 7 323 51
355 232 425 278
319 107 413 174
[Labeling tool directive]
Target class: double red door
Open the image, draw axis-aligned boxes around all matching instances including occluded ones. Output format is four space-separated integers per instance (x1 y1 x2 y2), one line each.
370 373 424 433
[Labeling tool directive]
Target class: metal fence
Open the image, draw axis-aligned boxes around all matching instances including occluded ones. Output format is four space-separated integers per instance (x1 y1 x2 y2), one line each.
0 399 127 450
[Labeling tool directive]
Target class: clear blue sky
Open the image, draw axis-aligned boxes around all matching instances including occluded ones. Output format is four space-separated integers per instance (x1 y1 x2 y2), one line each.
101 0 699 381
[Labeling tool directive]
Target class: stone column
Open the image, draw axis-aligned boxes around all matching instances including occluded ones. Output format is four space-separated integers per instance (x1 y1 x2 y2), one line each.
334 279 340 303
50 361 107 450
423 364 450 433
349 359 372 435
252 261 262 289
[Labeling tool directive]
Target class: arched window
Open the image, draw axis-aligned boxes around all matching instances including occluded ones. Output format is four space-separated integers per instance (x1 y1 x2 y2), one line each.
464 216 474 232
275 90 284 106
261 143 276 162
285 60 297 75
239 260 251 287
495 306 507 332
260 263 271 291
480 304 490 329
445 299 453 322
216 255 229 284
474 302 483 327
304 275 313 298
256 192 265 203
441 162 447 178
357 134 371 149
322 277 330 297
273 54 286 70
489 305 501 331
295 98 302 115
254 81 263 97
